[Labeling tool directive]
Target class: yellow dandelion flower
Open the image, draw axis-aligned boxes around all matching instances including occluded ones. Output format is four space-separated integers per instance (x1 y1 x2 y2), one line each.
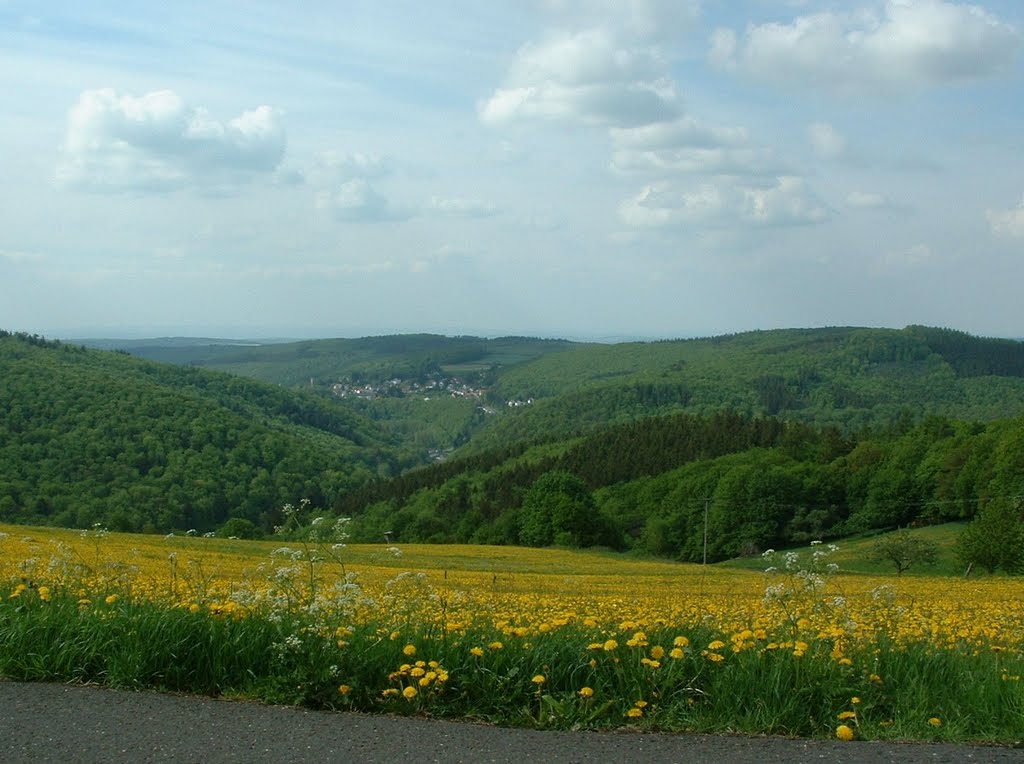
578 687 594 699
37 586 50 602
626 707 643 719
488 641 504 650
418 677 431 687
402 686 418 700
650 645 665 660
402 644 417 656
470 647 484 657
836 724 855 741
851 696 861 705
708 640 726 650
339 685 351 695
669 648 685 660
532 674 546 685
382 688 399 698
928 717 942 727
837 711 857 720
104 594 118 605
673 636 690 648
603 639 619 651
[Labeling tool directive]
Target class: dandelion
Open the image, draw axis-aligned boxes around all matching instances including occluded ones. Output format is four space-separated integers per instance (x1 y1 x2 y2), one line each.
669 648 685 660
673 636 690 648
104 594 118 605
339 685 351 695
532 674 546 685
470 646 484 657
403 644 417 656
37 585 50 602
488 641 504 650
928 717 942 727
650 645 665 660
603 639 619 651
626 707 643 719
402 686 418 700
578 687 594 699
708 640 726 650
837 711 857 720
836 725 855 741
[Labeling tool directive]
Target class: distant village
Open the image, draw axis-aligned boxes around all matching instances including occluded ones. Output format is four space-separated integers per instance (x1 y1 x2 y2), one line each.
329 376 534 411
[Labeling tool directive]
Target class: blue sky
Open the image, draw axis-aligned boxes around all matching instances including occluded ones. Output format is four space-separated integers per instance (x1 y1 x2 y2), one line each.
1 0 1022 339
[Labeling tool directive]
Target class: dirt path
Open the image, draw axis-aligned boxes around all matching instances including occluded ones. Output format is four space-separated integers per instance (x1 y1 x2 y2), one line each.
1 681 1021 763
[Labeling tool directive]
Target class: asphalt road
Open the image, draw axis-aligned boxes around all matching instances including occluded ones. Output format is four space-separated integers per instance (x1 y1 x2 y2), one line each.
2 681 1022 764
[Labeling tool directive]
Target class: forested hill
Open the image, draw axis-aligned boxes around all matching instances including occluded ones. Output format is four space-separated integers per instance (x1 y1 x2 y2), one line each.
464 325 1024 450
95 326 1024 456
0 331 414 534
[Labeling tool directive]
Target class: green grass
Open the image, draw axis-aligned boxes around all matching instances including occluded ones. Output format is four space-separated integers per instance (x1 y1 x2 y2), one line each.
719 524 969 577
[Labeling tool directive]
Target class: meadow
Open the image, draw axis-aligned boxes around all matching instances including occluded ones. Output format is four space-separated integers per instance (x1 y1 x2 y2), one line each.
2 517 1023 744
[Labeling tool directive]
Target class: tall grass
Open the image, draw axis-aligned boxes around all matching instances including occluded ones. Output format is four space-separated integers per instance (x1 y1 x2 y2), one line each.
1 523 1023 742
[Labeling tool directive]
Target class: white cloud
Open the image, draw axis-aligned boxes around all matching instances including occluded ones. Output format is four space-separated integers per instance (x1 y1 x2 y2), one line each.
479 27 680 127
307 151 392 185
538 0 700 43
0 249 44 264
707 28 738 71
611 119 750 151
425 196 498 218
316 179 410 223
875 242 933 272
56 89 285 192
987 197 1024 237
807 122 846 159
711 1 1022 90
619 176 829 229
610 117 781 176
846 190 898 209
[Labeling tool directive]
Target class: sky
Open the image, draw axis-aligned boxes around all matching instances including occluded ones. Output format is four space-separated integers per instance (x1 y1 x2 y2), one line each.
1 0 1023 340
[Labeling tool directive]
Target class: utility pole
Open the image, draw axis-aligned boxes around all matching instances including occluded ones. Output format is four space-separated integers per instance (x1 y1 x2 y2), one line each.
702 497 710 565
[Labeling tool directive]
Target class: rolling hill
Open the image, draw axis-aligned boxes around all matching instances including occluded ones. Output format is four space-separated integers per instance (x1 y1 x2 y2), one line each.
9 325 1024 559
0 331 414 534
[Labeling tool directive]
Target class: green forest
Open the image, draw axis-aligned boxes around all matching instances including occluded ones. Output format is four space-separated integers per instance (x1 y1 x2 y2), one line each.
0 331 415 533
4 326 1024 560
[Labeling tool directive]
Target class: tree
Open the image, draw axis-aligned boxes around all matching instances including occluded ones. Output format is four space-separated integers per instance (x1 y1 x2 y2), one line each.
955 500 1024 575
519 471 604 548
868 529 939 576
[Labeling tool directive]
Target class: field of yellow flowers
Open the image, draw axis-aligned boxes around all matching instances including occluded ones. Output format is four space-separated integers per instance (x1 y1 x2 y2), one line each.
2 518 1023 743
